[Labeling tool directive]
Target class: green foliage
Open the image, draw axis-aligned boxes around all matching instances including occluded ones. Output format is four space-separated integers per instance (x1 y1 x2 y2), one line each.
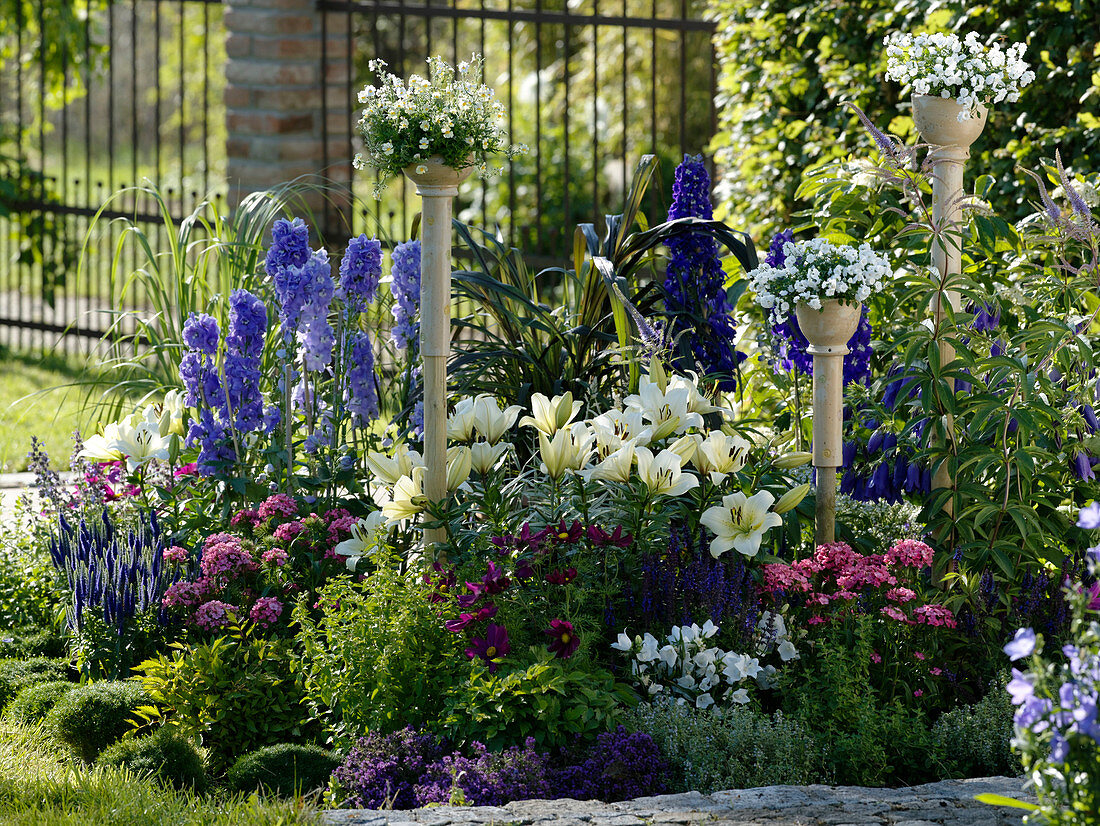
932 680 1020 778
96 727 207 792
440 648 634 751
0 658 70 711
780 619 937 786
3 681 76 726
708 0 1100 235
0 720 319 825
45 680 149 763
0 629 65 660
625 698 823 791
295 561 463 742
132 629 310 775
226 743 339 798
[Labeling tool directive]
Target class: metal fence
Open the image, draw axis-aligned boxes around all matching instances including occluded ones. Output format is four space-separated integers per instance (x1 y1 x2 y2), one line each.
0 0 716 351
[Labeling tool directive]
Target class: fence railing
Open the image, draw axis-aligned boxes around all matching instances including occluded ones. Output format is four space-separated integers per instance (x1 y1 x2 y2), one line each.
0 0 715 351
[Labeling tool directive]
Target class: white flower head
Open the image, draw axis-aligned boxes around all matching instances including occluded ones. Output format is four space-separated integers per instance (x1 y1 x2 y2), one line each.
700 490 784 558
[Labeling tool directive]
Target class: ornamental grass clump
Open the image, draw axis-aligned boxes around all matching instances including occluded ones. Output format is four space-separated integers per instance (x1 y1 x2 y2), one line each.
884 31 1035 120
353 54 527 191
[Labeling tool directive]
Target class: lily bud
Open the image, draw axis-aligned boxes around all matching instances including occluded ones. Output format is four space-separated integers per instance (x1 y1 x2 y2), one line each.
773 483 810 514
774 451 812 468
650 360 668 394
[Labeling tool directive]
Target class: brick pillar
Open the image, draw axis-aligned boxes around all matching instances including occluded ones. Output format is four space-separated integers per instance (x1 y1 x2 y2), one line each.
224 0 352 239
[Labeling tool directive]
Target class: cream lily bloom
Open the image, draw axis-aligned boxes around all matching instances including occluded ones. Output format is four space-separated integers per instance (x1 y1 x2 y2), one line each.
700 490 783 558
445 445 473 491
520 391 582 436
382 467 427 523
635 446 699 498
365 444 424 486
538 423 594 480
469 441 508 474
589 408 651 458
158 389 187 437
583 439 636 483
334 511 387 570
447 397 478 443
472 395 523 444
692 430 751 484
774 483 811 514
625 377 703 441
78 422 127 463
113 419 171 472
668 373 729 417
667 433 702 465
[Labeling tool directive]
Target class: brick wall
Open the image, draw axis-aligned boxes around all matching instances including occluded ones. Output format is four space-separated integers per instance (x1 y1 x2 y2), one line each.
224 0 352 234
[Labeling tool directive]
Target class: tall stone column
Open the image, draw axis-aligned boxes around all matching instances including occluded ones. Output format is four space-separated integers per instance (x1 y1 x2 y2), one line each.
224 0 351 236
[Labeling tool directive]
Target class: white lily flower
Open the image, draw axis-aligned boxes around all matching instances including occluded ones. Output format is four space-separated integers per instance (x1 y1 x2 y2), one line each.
159 389 187 437
366 444 424 486
667 433 703 465
471 395 523 444
447 397 478 442
589 408 652 456
636 447 699 498
700 490 784 558
445 446 473 491
624 375 704 440
520 391 582 436
538 423 593 480
468 441 508 475
79 422 127 463
583 439 635 483
334 511 387 570
382 467 427 524
668 373 728 417
113 419 171 472
692 431 751 484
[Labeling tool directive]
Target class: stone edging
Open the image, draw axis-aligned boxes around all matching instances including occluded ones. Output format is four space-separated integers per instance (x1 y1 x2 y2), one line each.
322 776 1035 826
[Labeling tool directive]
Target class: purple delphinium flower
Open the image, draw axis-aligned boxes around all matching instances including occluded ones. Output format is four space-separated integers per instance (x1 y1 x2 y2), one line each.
390 239 422 351
968 301 1001 333
179 313 226 419
340 234 384 312
345 330 379 427
264 217 310 277
223 289 267 433
661 155 744 390
764 231 873 386
182 312 220 356
188 409 237 475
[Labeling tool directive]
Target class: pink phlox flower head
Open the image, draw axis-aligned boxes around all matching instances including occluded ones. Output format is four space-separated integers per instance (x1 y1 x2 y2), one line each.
230 508 261 528
885 587 918 603
885 539 935 568
930 667 943 676
880 605 910 623
273 521 306 544
261 547 289 566
835 555 896 591
913 603 957 628
162 579 207 609
762 562 813 593
813 542 860 571
258 493 299 521
807 615 826 625
325 508 356 531
199 533 258 578
250 596 283 627
870 650 882 663
913 689 924 697
193 600 239 630
913 651 925 661
163 545 189 564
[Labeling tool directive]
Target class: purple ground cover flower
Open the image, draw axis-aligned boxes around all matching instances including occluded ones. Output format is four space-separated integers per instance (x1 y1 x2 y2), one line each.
331 727 446 810
549 726 668 802
661 155 744 389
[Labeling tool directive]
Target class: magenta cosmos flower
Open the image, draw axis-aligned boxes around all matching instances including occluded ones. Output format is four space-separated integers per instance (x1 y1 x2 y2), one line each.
544 618 579 658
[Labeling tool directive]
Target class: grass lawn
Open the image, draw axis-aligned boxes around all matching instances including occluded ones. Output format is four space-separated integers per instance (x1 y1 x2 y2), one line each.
0 722 320 825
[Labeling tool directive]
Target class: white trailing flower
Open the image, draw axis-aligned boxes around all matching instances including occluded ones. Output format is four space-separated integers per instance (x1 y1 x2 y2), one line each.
746 237 891 323
884 31 1035 120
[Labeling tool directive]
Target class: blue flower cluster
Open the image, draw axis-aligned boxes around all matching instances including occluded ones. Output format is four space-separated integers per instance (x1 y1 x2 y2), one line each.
340 234 384 313
764 231 873 386
390 239 422 351
224 289 268 434
265 218 336 371
661 155 744 390
180 312 234 474
345 330 380 427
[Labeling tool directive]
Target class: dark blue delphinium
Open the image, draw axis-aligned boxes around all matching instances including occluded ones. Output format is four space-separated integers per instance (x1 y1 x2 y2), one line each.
661 155 744 390
765 231 873 386
223 289 268 434
339 234 384 313
47 507 170 636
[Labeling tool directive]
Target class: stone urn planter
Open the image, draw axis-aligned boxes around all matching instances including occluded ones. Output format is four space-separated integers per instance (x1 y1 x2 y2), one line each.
795 298 863 544
403 156 473 549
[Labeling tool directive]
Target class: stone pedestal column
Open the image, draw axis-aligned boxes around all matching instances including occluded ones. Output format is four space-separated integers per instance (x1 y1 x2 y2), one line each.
912 95 987 510
796 299 862 545
404 158 472 549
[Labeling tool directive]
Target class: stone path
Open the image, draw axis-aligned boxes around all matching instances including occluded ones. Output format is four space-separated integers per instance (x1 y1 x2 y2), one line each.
322 777 1035 826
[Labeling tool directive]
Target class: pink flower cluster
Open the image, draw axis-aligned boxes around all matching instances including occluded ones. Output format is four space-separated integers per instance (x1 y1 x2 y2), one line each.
273 521 305 543
193 600 239 630
249 596 283 627
199 533 258 578
163 579 206 609
885 539 935 568
230 508 261 528
258 493 298 521
261 547 289 566
163 545 189 564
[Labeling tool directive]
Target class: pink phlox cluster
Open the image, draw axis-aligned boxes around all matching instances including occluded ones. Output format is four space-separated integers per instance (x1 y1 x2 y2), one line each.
273 521 305 543
199 533 258 578
884 539 935 568
249 596 283 627
763 562 814 593
885 587 918 603
814 542 862 570
162 579 207 609
325 508 357 532
193 599 239 630
912 603 957 628
835 554 897 591
261 547 289 566
230 508 261 528
880 605 908 622
163 545 189 564
258 493 299 521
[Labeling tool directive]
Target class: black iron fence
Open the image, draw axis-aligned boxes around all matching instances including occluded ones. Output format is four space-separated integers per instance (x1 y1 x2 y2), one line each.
0 0 715 350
